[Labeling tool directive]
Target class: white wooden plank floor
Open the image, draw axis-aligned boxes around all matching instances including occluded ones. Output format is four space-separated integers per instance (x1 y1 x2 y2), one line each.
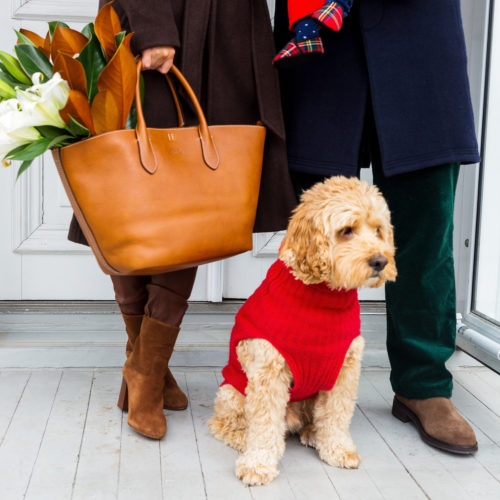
0 366 499 500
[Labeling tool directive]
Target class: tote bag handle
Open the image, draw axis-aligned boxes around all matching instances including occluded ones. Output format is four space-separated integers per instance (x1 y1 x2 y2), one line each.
165 73 185 128
134 60 220 174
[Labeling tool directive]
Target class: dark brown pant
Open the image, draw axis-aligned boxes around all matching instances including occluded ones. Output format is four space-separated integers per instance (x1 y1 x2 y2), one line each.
110 267 198 327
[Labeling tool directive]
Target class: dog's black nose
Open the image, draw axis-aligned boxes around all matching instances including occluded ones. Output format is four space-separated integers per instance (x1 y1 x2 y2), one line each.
368 255 388 272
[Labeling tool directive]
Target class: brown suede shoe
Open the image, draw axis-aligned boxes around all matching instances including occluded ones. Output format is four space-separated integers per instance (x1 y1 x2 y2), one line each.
117 313 188 412
393 395 478 454
122 316 180 439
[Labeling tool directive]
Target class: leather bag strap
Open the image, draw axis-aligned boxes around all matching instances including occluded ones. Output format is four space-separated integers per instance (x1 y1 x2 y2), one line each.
165 74 185 128
135 61 220 174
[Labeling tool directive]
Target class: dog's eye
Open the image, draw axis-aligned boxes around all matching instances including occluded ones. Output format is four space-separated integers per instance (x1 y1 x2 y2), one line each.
376 227 383 238
338 227 354 238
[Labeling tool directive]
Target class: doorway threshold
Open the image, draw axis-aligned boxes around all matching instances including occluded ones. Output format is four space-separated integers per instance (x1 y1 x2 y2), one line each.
0 300 386 314
0 301 394 369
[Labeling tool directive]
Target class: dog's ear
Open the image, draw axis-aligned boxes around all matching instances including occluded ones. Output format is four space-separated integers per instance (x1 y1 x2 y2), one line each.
280 205 332 284
383 223 398 282
387 223 395 248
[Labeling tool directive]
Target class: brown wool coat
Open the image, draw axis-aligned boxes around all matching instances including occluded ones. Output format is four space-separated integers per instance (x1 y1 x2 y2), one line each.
67 0 297 246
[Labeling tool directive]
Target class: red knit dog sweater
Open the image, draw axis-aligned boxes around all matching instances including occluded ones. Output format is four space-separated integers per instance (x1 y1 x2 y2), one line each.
221 259 361 402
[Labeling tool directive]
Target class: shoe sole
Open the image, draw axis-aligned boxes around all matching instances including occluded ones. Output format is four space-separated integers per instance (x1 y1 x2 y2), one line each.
392 396 478 455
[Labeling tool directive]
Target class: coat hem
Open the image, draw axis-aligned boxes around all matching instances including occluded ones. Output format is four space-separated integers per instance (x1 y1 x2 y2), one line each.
289 156 358 177
383 149 480 176
288 149 480 178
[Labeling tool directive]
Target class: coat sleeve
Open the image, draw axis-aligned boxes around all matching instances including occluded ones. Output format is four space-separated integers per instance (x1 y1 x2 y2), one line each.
115 0 180 52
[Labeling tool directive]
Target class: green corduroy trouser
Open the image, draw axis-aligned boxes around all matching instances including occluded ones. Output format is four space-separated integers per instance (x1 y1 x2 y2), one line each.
291 160 460 399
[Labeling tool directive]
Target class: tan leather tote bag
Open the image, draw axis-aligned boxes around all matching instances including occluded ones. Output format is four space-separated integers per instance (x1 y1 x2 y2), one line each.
52 62 266 275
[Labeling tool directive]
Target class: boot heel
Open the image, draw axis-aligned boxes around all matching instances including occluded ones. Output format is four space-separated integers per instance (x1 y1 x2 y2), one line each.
117 377 129 411
392 397 411 423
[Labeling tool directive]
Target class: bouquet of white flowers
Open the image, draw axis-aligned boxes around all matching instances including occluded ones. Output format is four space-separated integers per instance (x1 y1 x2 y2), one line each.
0 1 137 178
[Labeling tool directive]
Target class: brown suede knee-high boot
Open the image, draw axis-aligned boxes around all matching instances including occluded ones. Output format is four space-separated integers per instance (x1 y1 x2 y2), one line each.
122 315 180 439
117 313 188 411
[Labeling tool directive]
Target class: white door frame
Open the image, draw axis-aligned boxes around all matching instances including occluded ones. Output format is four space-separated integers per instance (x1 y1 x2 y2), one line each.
455 0 491 315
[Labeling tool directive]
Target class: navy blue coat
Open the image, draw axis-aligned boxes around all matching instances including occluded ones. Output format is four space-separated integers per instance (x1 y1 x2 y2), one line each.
274 0 480 177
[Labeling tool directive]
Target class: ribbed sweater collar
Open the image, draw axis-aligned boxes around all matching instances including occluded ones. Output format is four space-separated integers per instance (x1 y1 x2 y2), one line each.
269 259 358 311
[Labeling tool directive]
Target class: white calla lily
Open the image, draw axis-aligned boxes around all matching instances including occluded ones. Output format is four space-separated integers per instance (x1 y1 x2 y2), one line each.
0 126 41 159
0 72 70 160
0 98 31 131
0 98 41 159
15 72 70 129
31 73 69 108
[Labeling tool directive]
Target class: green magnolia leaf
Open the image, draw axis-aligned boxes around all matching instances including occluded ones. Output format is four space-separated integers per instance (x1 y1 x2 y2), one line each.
4 143 30 159
47 134 73 148
69 115 90 137
14 45 53 81
78 25 106 102
48 21 70 39
0 51 31 85
6 137 51 161
16 160 34 180
81 23 93 39
15 31 37 47
115 31 126 47
36 125 69 140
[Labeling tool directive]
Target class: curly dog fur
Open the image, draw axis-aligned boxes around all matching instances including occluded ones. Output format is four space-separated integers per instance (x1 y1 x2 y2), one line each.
209 176 397 486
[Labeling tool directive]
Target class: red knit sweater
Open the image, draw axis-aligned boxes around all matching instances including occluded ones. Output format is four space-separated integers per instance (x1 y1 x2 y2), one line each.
221 259 361 402
288 0 325 28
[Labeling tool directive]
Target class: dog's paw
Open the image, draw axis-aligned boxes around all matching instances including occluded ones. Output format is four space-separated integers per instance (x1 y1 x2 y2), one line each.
299 425 317 448
235 457 279 486
318 447 360 469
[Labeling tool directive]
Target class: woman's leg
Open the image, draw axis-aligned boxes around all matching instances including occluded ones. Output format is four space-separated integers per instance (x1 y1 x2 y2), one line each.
110 267 199 325
110 275 150 315
147 267 199 410
121 267 198 438
110 275 150 360
146 267 198 326
110 275 150 412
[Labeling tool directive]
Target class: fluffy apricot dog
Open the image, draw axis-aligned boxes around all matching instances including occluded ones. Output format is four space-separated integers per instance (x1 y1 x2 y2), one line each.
209 176 397 486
